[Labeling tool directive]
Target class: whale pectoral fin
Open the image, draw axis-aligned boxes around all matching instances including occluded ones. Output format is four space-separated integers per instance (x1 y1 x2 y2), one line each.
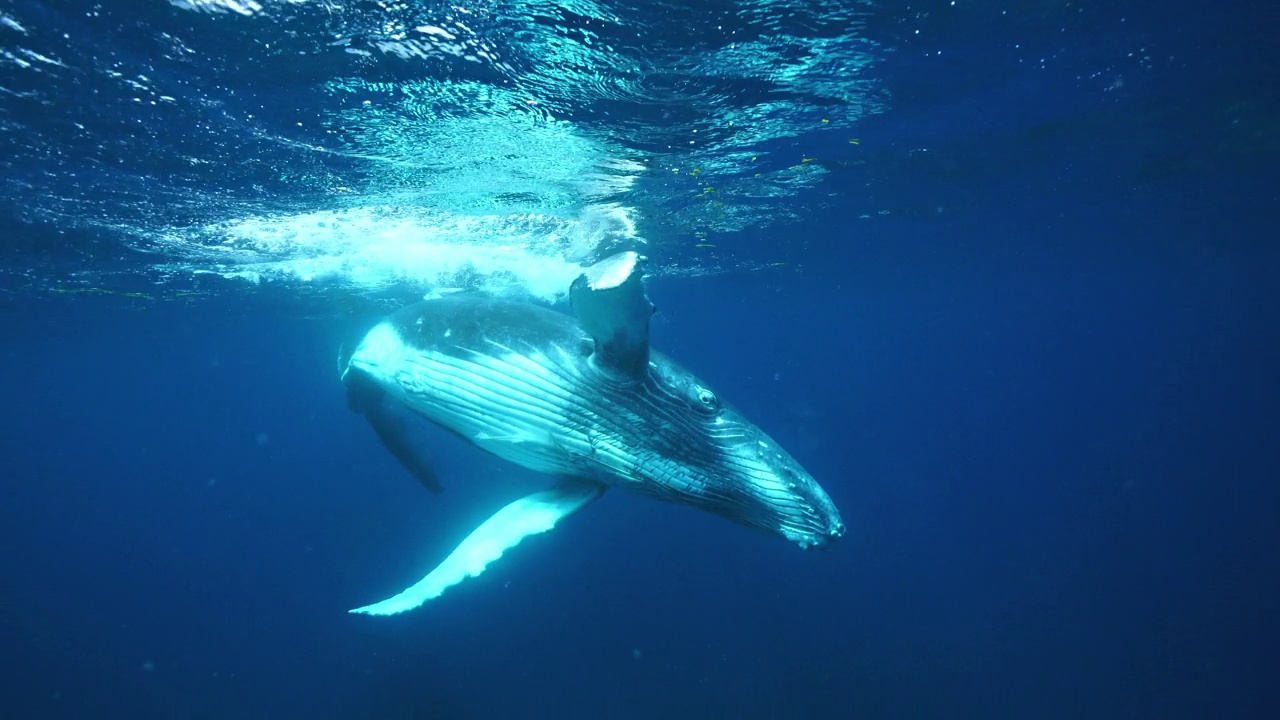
570 251 654 378
345 366 443 494
350 478 605 616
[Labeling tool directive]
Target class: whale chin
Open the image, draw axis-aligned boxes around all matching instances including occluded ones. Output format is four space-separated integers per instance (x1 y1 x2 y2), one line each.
784 521 845 550
736 499 845 551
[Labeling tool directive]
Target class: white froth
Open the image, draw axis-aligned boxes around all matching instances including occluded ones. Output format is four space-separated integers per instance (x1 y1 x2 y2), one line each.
170 204 638 302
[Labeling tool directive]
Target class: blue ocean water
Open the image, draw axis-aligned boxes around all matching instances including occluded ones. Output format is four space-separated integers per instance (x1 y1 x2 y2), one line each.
2 0 1277 718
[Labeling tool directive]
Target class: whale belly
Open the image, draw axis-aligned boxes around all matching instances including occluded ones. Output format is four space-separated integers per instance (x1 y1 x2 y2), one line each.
349 321 593 476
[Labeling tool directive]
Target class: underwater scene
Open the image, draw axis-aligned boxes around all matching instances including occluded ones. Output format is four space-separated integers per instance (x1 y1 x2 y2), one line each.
1 0 1276 717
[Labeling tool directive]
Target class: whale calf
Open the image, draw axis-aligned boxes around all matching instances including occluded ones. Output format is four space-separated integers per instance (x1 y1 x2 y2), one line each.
342 252 843 614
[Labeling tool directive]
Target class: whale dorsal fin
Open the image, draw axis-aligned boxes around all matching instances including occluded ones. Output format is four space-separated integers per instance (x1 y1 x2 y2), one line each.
569 251 655 378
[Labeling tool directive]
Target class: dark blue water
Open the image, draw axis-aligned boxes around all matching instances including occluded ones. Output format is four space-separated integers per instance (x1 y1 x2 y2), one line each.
2 0 1277 718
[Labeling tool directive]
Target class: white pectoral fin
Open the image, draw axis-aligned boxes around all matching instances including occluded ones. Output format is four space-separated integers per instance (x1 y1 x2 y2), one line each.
350 478 604 616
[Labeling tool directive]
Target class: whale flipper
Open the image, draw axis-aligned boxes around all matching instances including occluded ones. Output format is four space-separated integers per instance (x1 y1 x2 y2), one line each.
569 251 655 378
344 365 443 493
350 478 604 616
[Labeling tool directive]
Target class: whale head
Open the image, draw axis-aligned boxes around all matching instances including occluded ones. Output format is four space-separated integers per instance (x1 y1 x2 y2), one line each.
610 359 845 549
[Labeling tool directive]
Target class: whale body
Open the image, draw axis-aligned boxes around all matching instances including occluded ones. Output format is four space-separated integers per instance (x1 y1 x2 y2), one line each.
342 252 843 614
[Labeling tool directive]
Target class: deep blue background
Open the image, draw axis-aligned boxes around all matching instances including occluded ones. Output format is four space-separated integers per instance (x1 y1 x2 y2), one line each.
2 0 1278 718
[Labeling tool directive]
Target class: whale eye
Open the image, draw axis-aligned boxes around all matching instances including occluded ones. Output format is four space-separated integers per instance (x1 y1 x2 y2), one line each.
694 387 719 413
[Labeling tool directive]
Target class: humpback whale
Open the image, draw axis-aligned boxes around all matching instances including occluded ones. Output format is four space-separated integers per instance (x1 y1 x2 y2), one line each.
342 252 843 615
